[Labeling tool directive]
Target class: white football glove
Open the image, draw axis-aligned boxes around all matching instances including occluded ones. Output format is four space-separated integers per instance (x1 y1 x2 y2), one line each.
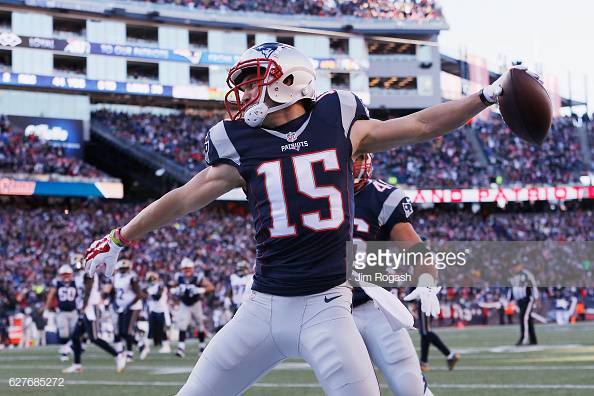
403 286 442 318
84 232 123 278
482 65 543 104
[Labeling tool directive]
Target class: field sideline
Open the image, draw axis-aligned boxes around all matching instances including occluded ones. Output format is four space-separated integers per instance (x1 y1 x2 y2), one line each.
1 322 594 396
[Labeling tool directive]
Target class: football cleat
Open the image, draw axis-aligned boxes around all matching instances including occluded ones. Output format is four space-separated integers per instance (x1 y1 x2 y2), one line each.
116 353 127 373
158 344 171 354
139 345 150 360
447 353 460 370
126 351 134 363
176 347 185 358
62 364 83 374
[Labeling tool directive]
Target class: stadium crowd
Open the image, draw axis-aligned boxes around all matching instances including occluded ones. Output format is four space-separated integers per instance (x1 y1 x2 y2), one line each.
0 116 110 180
130 0 443 20
1 198 592 340
92 110 220 172
475 116 588 186
92 110 589 188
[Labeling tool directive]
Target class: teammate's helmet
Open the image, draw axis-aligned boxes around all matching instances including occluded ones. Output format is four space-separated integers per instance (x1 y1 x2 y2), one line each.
58 264 73 275
115 259 132 271
236 260 249 272
353 154 374 191
145 271 159 283
180 258 194 270
225 42 316 127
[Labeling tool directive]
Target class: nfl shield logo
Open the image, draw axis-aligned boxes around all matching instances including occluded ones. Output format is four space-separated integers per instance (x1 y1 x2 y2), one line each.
286 132 297 142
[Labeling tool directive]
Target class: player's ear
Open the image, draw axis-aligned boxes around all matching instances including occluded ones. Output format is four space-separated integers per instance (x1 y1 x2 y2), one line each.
282 75 294 86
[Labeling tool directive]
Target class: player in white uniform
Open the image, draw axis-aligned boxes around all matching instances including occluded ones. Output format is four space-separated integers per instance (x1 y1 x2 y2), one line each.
229 260 253 312
105 259 144 363
84 42 534 395
63 255 125 373
45 264 78 362
172 258 214 357
140 271 171 359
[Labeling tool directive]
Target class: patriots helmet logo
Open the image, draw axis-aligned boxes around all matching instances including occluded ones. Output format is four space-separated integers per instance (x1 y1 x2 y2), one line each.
253 42 283 58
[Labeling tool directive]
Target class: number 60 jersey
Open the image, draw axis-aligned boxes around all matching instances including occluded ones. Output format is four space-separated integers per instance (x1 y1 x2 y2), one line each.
205 90 369 296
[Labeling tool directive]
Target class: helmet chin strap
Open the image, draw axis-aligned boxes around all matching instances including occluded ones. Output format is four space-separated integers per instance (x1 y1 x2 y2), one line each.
244 84 302 127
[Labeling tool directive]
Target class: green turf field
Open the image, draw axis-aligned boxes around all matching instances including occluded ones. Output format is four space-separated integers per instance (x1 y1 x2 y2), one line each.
1 322 594 396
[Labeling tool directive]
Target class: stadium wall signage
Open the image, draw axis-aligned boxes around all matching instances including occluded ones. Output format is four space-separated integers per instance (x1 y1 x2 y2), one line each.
407 185 594 204
217 185 594 203
0 32 367 71
7 115 83 157
0 177 124 199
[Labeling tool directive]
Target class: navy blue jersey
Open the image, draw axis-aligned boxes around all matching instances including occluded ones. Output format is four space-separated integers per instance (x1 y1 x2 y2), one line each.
352 179 413 307
52 279 78 312
176 274 205 306
205 90 369 296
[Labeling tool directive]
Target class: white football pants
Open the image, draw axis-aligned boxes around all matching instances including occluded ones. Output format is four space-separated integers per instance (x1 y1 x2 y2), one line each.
56 310 78 339
353 301 433 396
176 282 379 396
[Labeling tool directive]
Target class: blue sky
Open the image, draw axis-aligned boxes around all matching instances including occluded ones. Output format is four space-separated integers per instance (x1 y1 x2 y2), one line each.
438 0 593 115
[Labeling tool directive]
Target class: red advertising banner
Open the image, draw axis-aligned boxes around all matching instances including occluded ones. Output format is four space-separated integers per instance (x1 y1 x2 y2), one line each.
404 185 594 204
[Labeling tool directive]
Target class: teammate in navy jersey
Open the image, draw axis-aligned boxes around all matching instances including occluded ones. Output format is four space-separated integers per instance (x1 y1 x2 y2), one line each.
84 42 535 395
351 153 434 395
65 256 124 374
45 264 78 362
172 258 214 357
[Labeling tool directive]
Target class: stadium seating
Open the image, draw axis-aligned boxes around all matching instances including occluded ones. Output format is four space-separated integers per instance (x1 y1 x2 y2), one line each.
92 111 591 187
92 110 219 173
127 0 443 20
0 115 112 180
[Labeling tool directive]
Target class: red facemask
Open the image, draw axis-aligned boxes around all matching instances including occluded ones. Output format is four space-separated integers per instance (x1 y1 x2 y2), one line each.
224 58 283 121
353 154 373 191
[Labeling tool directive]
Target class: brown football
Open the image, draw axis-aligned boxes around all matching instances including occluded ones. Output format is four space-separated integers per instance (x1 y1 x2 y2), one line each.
498 68 553 145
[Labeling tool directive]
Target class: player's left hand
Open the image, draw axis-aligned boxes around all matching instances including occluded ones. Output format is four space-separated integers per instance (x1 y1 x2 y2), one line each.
84 231 123 278
482 65 543 104
403 287 442 318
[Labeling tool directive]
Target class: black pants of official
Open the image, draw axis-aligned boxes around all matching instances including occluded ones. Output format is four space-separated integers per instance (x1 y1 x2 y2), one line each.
418 301 451 363
72 312 118 364
148 312 167 347
517 297 537 345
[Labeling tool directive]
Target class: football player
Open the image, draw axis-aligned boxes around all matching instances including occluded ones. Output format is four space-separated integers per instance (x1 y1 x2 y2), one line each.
172 258 214 357
229 260 253 312
45 264 77 362
84 42 531 395
104 259 144 363
350 154 436 395
64 255 124 373
142 271 171 359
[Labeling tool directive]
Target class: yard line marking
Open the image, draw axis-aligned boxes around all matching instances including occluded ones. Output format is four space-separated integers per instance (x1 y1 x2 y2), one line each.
1 379 594 390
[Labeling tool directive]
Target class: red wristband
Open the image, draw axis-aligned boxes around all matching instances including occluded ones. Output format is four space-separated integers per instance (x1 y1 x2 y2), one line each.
115 227 132 247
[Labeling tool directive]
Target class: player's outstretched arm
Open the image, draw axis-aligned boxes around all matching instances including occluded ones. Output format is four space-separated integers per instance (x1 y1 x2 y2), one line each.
351 65 541 156
351 92 487 156
120 164 244 241
85 164 244 277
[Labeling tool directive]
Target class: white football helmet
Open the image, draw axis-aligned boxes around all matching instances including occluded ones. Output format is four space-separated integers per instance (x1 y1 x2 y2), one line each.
58 264 73 275
115 259 132 271
180 257 194 270
225 42 316 127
